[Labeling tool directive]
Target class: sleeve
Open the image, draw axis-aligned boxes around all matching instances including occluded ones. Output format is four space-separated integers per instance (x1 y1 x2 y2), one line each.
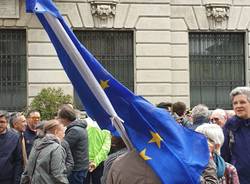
13 138 23 184
64 128 79 150
221 126 231 163
61 140 74 175
50 146 69 184
93 130 111 167
200 159 219 184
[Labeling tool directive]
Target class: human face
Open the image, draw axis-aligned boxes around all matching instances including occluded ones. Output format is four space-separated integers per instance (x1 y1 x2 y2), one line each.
27 112 41 130
210 115 226 127
55 124 65 140
0 116 8 134
13 115 27 132
232 94 250 119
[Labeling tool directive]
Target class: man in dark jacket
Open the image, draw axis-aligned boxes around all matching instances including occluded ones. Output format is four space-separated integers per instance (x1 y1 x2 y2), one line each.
221 86 250 184
58 105 89 184
24 110 41 156
0 111 22 184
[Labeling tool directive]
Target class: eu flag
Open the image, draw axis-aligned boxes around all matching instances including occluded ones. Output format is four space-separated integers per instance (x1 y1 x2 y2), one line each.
26 0 210 183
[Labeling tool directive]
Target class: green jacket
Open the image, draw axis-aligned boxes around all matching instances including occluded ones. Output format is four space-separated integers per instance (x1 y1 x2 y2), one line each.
87 125 111 167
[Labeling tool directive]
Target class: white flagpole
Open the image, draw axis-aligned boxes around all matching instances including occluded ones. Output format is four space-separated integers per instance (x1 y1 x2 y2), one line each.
43 12 133 150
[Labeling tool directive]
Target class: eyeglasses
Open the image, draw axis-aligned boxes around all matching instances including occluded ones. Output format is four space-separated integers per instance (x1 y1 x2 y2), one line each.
30 117 40 121
210 117 219 122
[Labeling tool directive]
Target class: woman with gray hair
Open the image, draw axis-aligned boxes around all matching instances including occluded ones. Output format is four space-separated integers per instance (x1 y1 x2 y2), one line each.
221 86 250 184
188 104 210 130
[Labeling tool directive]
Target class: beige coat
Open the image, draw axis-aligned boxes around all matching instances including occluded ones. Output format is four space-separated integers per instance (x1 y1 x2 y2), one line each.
106 150 161 184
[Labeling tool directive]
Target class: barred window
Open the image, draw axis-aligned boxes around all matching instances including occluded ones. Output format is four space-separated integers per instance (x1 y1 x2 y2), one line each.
189 33 245 109
73 30 134 110
0 29 27 111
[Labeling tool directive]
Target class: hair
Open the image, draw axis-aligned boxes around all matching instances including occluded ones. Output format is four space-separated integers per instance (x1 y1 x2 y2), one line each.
157 102 172 111
0 110 9 120
57 105 76 122
172 102 186 116
195 123 224 146
230 86 250 102
191 104 210 122
211 109 227 120
43 119 62 135
26 109 40 117
9 112 23 128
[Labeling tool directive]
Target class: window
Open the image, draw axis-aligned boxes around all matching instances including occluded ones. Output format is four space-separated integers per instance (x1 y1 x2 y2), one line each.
0 29 27 111
189 33 245 109
73 30 134 110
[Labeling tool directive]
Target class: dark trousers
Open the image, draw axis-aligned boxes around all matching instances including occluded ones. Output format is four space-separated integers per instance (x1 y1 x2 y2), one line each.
84 162 104 184
68 170 87 184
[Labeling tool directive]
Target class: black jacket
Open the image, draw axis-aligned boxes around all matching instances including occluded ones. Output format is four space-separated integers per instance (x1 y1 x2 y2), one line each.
0 130 22 184
65 119 88 172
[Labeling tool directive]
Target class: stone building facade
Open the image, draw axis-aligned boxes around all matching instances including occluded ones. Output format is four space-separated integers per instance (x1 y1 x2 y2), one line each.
0 0 250 110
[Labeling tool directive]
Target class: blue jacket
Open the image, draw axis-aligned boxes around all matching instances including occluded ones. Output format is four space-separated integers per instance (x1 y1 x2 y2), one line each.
221 116 250 184
24 126 37 157
0 129 22 184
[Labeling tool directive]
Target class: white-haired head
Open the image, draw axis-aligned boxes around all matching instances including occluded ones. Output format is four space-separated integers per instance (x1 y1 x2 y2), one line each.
210 109 227 127
196 123 224 154
230 86 250 102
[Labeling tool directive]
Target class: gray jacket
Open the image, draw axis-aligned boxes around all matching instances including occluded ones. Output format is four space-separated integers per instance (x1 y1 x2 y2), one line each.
64 119 88 172
21 134 68 184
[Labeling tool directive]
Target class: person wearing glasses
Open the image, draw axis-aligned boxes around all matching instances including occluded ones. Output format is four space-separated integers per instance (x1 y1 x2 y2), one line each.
24 110 41 157
210 109 227 128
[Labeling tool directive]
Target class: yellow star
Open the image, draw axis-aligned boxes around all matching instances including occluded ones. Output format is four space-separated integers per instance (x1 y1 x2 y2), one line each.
100 80 109 90
139 148 152 160
148 131 163 148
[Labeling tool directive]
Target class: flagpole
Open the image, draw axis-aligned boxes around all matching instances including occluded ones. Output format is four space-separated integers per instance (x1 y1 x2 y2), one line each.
43 12 133 150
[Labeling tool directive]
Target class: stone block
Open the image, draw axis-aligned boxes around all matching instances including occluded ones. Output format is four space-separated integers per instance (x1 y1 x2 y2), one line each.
136 17 170 30
28 29 50 42
203 0 232 4
136 44 171 56
171 57 189 70
3 19 16 27
136 57 171 69
136 31 170 43
29 84 73 97
55 3 83 28
171 6 198 30
137 70 171 82
228 7 241 30
171 0 202 5
171 18 187 31
0 19 3 26
237 7 250 30
125 4 170 28
28 57 63 69
28 70 70 83
193 6 209 30
120 0 170 3
16 0 32 27
28 43 57 56
78 3 94 28
172 71 189 82
171 45 188 57
172 83 189 96
114 4 129 28
171 32 188 44
143 96 172 106
136 83 171 95
27 15 43 28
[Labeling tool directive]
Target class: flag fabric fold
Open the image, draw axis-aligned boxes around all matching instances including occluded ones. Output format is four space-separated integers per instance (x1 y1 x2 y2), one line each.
26 0 210 183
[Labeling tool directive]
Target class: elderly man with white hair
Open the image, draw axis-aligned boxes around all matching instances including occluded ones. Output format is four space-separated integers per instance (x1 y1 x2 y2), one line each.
210 109 227 128
196 124 239 184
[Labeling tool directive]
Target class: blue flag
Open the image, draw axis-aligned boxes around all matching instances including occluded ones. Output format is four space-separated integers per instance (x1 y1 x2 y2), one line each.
26 0 210 183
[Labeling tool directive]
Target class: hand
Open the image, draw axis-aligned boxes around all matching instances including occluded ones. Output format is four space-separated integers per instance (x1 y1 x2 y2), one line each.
88 162 96 172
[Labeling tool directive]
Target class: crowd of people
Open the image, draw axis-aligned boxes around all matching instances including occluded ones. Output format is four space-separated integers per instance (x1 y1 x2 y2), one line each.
0 86 250 184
